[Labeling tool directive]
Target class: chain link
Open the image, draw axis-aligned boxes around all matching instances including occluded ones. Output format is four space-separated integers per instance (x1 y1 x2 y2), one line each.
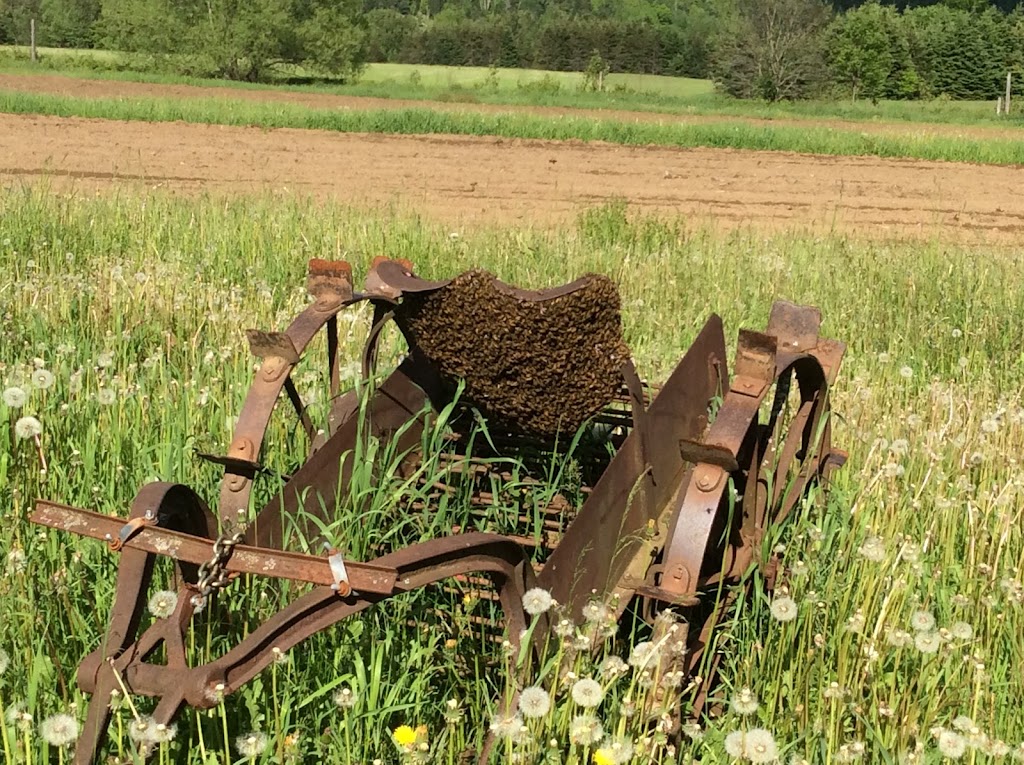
190 531 245 611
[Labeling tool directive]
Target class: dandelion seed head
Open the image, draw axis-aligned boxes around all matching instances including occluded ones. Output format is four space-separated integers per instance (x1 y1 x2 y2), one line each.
570 678 604 708
910 610 936 632
952 716 975 732
731 687 760 716
31 369 54 390
581 599 611 625
97 352 114 368
981 418 999 434
151 722 177 744
147 590 178 619
769 596 798 622
2 387 27 408
682 721 704 741
6 549 27 574
333 686 357 710
40 713 79 747
97 388 116 406
128 716 154 743
0 649 8 676
790 560 809 577
628 640 659 668
745 728 779 763
951 621 974 640
522 587 554 616
599 656 628 679
489 712 522 740
568 714 604 746
900 365 914 379
858 535 887 562
724 730 746 757
914 631 941 654
517 686 551 718
235 731 269 759
936 728 967 759
14 416 42 440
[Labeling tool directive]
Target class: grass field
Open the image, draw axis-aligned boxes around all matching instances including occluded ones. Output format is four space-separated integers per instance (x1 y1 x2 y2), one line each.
3 86 1024 168
1 187 1023 764
1 45 1021 128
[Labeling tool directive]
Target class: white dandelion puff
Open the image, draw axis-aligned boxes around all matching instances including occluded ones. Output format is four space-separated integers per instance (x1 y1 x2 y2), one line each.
568 714 603 746
489 712 522 739
31 369 55 390
857 535 887 562
951 716 973 732
914 631 941 654
40 713 80 747
2 387 27 408
150 722 177 745
910 610 936 632
97 352 114 368
731 687 760 716
950 621 974 640
333 686 357 710
521 588 553 616
570 678 604 708
14 416 42 440
97 388 116 406
936 728 967 759
628 640 660 668
128 716 155 743
147 590 178 619
899 365 914 379
746 728 779 763
725 730 747 757
600 656 628 679
517 686 550 718
769 596 798 622
235 731 269 759
0 649 8 676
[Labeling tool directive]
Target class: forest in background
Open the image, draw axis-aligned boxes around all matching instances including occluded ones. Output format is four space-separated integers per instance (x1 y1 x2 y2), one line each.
1 0 1023 100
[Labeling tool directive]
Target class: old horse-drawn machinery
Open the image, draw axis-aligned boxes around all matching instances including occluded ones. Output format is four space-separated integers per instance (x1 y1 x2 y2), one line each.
31 258 845 762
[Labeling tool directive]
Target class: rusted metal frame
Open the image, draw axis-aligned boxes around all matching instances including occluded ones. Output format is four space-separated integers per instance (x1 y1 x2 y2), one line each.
54 483 216 765
538 316 728 619
102 535 534 717
361 302 397 381
283 375 317 443
31 500 400 593
248 363 438 550
219 295 362 532
327 315 341 400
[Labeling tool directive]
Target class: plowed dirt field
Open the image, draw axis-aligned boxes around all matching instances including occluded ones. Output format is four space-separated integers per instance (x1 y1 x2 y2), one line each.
2 75 1022 242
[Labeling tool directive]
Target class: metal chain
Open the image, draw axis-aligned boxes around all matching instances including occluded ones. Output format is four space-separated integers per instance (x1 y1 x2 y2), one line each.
189 531 245 611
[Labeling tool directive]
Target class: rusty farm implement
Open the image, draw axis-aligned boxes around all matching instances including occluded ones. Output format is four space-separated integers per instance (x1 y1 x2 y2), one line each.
31 258 846 763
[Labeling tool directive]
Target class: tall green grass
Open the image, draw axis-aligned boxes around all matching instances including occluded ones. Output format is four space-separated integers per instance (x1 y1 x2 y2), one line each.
3 46 1021 129
1 188 1022 763
3 88 1024 166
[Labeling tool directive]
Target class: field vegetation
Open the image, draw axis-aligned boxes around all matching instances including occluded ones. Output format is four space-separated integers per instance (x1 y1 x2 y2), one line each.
4 84 1024 169
1 188 1023 763
3 46 1024 131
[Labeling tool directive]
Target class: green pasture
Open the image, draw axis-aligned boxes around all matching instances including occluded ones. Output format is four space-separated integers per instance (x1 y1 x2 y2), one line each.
2 45 1021 129
0 187 1022 763
2 87 1024 167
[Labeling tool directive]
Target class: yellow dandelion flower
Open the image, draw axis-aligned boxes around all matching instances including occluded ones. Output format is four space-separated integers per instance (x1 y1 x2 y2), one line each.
393 725 417 747
593 749 615 765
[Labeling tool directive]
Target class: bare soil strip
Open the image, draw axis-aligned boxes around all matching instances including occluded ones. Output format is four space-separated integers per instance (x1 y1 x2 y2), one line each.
1 71 1021 141
2 112 1021 242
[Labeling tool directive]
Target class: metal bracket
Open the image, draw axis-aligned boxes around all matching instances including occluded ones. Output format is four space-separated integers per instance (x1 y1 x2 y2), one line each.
108 512 155 551
767 301 821 352
327 550 353 597
307 259 354 307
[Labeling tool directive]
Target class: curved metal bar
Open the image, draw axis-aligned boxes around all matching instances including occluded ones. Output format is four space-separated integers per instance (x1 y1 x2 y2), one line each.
217 296 362 529
70 483 215 765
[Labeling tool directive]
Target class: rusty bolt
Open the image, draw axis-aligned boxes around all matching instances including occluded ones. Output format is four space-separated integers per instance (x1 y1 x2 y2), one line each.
695 468 721 492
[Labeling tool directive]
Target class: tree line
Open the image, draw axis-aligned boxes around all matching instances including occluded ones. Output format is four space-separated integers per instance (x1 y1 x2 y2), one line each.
1 0 1022 100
